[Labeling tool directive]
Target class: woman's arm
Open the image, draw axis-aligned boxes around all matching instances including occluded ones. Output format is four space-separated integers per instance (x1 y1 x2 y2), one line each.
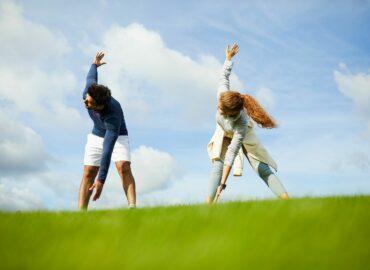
217 44 239 98
213 127 246 203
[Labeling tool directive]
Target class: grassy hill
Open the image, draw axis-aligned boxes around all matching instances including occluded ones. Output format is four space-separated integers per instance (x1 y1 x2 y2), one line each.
1 196 369 269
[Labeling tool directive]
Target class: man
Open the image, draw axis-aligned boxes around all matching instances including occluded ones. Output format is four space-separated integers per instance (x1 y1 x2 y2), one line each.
78 52 136 210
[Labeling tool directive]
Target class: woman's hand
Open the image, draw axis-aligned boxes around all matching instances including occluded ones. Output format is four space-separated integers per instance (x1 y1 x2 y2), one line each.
226 43 239 61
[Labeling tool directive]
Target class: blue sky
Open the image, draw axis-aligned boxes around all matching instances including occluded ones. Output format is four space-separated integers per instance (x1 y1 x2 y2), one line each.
0 0 369 211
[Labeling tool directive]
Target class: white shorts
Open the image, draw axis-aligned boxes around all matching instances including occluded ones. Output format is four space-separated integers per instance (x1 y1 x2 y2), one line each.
84 134 131 166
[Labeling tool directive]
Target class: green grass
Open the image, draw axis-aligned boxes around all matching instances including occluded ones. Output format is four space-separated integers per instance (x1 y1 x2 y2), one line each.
1 196 369 270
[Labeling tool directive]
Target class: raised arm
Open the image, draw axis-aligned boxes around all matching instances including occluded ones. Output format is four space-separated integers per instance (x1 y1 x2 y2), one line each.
217 43 239 98
83 52 106 99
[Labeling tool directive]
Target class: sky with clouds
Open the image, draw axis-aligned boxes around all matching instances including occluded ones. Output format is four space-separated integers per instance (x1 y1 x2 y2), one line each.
0 0 369 211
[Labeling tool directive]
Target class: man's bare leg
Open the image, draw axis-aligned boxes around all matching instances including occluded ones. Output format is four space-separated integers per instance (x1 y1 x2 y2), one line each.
78 165 99 210
115 161 136 207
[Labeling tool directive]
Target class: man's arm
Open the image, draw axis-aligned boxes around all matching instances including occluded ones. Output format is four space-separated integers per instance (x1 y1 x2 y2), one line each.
89 115 120 201
97 113 121 183
82 52 106 99
97 129 119 183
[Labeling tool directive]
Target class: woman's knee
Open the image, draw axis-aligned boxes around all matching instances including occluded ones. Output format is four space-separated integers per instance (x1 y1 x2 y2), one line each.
211 159 223 172
257 162 273 179
208 160 223 199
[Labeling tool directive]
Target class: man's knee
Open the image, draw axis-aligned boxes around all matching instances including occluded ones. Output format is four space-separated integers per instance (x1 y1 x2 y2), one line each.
83 165 99 179
117 161 132 174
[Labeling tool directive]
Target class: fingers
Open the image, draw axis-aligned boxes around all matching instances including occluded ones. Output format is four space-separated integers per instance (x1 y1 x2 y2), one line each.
225 43 239 60
95 52 105 60
93 186 102 201
89 181 103 201
232 43 239 54
89 183 95 191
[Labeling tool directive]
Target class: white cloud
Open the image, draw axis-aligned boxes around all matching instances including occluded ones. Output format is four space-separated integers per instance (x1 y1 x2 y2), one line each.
0 0 69 66
131 145 181 194
0 0 84 130
87 23 244 129
0 1 87 211
0 67 83 128
0 109 48 173
334 63 370 112
0 168 83 211
0 183 44 211
334 64 370 135
255 86 276 110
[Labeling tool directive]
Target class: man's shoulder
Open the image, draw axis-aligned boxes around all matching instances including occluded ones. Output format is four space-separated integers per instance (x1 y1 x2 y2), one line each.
103 97 123 118
107 97 122 109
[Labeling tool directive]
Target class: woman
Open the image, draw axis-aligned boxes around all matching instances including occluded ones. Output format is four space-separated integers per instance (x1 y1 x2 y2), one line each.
207 43 289 203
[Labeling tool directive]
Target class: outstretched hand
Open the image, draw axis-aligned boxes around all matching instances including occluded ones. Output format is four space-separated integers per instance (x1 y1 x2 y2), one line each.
226 43 239 61
89 180 104 201
93 52 106 67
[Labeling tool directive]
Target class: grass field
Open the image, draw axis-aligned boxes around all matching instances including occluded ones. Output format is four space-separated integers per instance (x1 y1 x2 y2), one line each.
1 196 369 269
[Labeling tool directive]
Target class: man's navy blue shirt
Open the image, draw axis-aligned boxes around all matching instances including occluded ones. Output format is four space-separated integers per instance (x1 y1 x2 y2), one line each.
83 64 128 182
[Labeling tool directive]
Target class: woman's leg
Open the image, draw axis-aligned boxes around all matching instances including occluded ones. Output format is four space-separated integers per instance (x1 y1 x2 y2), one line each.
206 137 232 203
247 155 288 199
206 160 224 203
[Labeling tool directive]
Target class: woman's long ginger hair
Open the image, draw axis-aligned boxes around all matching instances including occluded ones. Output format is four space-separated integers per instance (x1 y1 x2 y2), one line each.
219 91 277 128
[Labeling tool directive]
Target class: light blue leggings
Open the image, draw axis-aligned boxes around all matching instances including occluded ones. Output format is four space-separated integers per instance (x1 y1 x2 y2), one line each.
208 158 287 198
208 139 287 198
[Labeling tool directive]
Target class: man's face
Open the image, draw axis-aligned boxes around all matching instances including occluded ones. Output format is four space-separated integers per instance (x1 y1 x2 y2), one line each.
84 94 98 110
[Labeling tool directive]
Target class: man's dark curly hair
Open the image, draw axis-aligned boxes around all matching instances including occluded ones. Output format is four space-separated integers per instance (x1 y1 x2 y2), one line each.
87 84 112 106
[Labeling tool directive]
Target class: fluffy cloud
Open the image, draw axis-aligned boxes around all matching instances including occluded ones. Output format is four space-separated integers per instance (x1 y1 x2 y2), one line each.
0 170 81 211
0 1 86 211
0 109 48 173
88 23 244 129
334 63 370 111
0 0 69 65
334 63 370 134
0 0 83 130
0 183 44 211
131 145 181 194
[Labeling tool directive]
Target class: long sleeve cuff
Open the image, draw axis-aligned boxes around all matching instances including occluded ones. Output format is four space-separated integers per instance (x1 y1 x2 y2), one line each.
223 60 233 67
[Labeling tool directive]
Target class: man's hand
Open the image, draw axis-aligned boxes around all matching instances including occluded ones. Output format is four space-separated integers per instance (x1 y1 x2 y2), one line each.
93 52 106 67
226 43 239 61
89 180 104 201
